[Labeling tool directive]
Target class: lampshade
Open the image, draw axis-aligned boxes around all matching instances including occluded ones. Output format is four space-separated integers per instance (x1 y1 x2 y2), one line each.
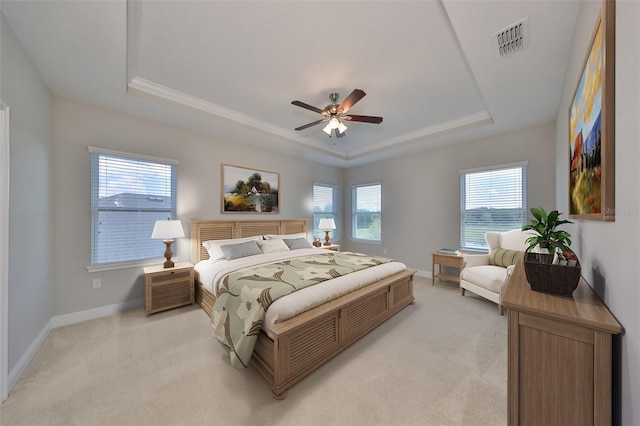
151 219 185 240
323 117 347 135
318 218 336 230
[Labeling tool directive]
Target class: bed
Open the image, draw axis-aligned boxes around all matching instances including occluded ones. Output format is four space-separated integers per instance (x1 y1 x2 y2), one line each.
190 219 416 399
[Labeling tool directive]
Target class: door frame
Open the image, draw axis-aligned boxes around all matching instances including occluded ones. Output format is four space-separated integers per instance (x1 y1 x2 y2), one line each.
1 101 10 401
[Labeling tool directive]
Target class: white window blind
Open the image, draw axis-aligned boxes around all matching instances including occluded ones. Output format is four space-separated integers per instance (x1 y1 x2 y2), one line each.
352 183 381 242
90 147 178 265
313 183 338 240
460 163 527 250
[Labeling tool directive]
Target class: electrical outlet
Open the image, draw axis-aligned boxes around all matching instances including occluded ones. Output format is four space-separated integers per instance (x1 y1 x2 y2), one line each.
92 279 101 289
383 248 387 255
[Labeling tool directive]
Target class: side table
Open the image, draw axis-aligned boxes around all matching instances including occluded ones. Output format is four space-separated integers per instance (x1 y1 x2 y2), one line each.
144 262 194 316
431 252 464 286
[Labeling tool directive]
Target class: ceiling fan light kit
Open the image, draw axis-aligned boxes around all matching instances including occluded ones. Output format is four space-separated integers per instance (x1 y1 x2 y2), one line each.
292 89 383 138
322 117 347 135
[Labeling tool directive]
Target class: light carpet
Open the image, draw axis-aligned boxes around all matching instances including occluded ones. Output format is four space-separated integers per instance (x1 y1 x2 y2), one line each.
0 276 508 425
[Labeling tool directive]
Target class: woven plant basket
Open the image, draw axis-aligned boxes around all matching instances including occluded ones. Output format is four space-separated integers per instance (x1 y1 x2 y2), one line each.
523 252 581 297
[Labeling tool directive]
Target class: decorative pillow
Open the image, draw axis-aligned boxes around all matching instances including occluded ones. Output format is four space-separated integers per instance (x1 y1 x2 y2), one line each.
257 239 290 254
220 240 263 261
202 236 262 260
264 233 306 240
489 248 525 267
283 237 313 250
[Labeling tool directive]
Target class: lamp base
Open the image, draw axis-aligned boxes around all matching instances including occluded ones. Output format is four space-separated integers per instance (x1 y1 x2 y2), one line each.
163 239 175 268
323 230 331 246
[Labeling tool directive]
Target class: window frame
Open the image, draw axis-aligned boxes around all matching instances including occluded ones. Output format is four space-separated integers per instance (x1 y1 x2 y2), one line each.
351 182 382 244
87 146 179 272
312 182 339 243
459 161 528 252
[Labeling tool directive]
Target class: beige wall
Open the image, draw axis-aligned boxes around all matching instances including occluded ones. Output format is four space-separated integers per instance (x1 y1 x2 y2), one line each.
51 97 342 316
554 2 640 424
8 3 640 420
1 13 53 378
343 122 556 272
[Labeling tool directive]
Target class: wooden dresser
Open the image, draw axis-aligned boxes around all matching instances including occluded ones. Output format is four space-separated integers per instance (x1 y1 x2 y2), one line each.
503 261 621 426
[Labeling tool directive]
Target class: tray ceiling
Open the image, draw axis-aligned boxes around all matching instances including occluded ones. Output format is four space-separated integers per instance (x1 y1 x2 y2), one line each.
1 0 581 167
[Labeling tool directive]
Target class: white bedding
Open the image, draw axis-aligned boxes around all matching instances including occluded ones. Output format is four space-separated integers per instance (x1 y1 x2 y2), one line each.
194 248 406 337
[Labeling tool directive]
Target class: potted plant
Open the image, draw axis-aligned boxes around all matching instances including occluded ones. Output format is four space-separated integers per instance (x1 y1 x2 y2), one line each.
521 207 581 297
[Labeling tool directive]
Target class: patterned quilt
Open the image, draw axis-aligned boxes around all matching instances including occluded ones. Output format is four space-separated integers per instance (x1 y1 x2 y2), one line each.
211 251 392 369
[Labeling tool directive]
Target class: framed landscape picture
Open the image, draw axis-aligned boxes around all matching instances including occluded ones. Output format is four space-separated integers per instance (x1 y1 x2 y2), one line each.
568 0 615 221
222 164 279 214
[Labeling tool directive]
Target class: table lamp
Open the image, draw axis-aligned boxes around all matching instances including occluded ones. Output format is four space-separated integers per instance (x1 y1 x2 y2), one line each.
151 219 185 268
318 218 336 246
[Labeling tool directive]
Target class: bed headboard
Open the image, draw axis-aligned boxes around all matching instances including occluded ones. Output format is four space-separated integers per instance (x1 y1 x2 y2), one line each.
190 219 308 263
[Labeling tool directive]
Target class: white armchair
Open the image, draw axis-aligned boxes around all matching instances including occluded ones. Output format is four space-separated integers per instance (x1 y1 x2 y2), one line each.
460 228 535 315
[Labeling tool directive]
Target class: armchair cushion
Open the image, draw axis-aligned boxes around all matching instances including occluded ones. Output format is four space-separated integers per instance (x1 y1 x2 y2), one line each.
489 248 524 267
461 265 508 293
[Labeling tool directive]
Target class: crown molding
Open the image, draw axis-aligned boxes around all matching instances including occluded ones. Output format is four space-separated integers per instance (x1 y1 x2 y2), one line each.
345 111 494 160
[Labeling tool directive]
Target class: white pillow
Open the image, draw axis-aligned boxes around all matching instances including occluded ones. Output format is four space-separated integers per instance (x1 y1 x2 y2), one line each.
257 239 290 254
202 236 262 260
264 232 306 240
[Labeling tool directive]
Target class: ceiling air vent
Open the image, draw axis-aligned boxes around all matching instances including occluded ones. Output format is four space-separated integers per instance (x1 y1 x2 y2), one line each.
494 17 528 60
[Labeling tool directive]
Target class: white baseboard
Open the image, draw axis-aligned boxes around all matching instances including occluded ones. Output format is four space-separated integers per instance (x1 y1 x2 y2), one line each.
51 298 144 328
8 319 52 394
415 269 431 278
7 298 144 397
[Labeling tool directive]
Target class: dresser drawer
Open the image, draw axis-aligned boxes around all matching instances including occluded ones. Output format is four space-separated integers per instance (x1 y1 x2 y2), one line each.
148 279 192 314
434 254 463 267
148 270 192 285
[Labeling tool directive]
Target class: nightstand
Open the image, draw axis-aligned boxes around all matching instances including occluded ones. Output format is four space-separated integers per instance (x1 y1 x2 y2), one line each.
319 244 340 252
144 262 194 316
431 252 464 286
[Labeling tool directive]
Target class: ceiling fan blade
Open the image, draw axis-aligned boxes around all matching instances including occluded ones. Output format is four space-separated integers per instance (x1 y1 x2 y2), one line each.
291 100 325 115
294 119 326 131
343 114 383 124
338 89 366 114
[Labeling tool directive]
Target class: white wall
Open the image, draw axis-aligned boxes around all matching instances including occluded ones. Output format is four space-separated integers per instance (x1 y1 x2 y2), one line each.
51 97 342 316
0 12 53 382
555 1 640 424
343 122 556 272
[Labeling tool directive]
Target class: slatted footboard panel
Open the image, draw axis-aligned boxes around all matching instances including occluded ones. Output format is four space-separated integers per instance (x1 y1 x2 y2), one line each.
344 288 389 340
391 278 412 306
253 269 416 399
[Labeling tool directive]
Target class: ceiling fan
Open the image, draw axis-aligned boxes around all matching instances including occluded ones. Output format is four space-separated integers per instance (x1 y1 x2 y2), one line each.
291 89 383 138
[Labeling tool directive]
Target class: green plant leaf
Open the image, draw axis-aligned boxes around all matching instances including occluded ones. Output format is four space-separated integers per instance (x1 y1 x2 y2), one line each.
523 207 573 255
531 207 542 221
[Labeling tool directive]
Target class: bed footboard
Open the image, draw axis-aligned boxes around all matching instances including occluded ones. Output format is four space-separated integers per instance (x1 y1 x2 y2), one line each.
249 268 414 399
196 268 415 398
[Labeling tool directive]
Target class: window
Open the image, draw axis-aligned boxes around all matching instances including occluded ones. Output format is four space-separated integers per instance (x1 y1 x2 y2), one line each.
459 162 527 251
89 147 178 266
352 183 381 242
313 183 338 241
